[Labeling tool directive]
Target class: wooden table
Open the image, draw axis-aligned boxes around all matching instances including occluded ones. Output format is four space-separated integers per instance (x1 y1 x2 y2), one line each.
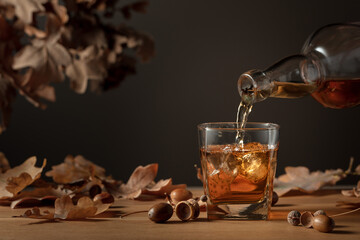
0 187 359 240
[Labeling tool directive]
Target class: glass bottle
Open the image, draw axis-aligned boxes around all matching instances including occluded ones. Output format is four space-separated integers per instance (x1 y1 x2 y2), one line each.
238 23 360 109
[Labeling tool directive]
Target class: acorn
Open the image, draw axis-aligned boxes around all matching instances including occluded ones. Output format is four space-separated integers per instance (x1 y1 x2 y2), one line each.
300 211 314 228
271 191 279 206
313 215 335 233
170 189 193 204
287 210 301 226
148 203 173 223
175 199 200 221
313 210 326 217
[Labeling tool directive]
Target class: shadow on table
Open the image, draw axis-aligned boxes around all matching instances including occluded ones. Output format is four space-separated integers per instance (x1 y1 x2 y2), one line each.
23 210 124 225
281 189 340 197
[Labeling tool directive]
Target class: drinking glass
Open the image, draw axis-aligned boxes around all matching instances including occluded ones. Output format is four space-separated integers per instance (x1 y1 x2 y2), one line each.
198 122 279 220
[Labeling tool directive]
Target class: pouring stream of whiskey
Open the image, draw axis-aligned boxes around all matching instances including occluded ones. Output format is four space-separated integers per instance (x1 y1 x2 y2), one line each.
235 101 253 145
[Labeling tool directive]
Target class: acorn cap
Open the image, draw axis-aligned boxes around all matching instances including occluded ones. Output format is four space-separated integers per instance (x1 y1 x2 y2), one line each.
300 211 314 228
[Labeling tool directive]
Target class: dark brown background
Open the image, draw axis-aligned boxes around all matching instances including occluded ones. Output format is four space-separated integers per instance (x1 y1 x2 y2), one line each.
1 0 360 185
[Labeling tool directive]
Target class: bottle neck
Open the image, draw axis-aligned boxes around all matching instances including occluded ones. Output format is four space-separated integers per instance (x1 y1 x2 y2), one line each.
238 54 323 104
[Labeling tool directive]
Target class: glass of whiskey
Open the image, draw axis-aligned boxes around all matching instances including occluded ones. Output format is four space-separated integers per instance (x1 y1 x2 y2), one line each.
198 122 279 220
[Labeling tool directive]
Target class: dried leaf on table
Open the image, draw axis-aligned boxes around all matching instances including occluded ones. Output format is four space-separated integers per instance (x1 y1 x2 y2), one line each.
0 156 46 199
117 163 158 199
21 195 113 220
114 163 186 199
142 178 186 196
45 154 106 184
10 186 66 208
21 206 54 219
274 166 344 196
341 180 360 198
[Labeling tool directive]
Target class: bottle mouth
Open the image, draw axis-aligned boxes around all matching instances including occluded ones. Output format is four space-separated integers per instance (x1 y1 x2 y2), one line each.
237 70 259 105
237 69 272 104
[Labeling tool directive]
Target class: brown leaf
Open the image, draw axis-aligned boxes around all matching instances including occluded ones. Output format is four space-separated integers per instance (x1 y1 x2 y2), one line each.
355 165 360 175
0 152 10 173
66 45 104 94
341 189 356 197
49 0 69 24
118 163 158 198
21 206 54 219
45 155 106 184
0 156 46 199
10 186 66 208
0 0 47 24
113 163 186 199
274 166 344 196
142 178 186 196
54 195 111 219
12 13 70 99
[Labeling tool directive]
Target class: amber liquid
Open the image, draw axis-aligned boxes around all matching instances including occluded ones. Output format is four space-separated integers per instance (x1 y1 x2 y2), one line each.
311 79 360 109
201 143 278 204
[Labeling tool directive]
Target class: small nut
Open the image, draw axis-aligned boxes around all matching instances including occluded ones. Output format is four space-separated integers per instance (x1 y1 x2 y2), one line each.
200 195 208 202
313 215 335 233
300 211 314 228
287 210 301 226
148 203 173 223
93 192 114 204
175 201 193 221
313 210 326 217
187 199 200 219
271 191 279 206
170 189 193 204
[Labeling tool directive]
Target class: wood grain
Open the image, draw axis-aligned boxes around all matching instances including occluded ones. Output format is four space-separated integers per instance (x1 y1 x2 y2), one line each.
0 188 359 240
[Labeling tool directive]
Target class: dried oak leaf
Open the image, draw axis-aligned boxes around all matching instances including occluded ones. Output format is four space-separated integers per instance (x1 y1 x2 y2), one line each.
118 163 158 199
12 13 70 105
65 45 107 94
10 186 66 208
0 0 47 24
274 166 344 196
0 156 46 199
142 179 186 196
115 163 186 199
45 154 106 184
20 195 112 220
341 180 360 198
21 207 54 219
54 195 111 219
355 165 360 175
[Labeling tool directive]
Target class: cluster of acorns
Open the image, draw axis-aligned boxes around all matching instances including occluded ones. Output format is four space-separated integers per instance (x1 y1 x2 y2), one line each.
287 210 335 233
148 189 202 223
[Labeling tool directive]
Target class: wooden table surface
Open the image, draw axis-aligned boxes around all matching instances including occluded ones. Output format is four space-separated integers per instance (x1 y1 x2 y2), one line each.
0 187 359 240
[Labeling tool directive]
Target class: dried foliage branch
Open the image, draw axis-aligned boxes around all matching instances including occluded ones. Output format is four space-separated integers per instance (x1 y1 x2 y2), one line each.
0 0 154 132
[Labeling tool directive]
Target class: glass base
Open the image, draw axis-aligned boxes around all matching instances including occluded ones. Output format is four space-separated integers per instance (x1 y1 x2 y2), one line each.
206 198 270 220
